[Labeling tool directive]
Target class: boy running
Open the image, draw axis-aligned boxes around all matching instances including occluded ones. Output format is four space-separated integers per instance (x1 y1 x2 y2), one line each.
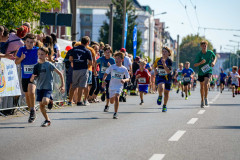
135 60 151 105
102 52 130 119
175 63 184 97
182 61 195 100
230 66 240 97
15 33 38 123
153 47 172 112
30 47 65 127
219 69 227 93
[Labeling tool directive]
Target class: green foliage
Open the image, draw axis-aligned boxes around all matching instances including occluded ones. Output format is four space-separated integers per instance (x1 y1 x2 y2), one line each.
179 34 214 71
0 0 60 33
223 52 240 69
99 0 142 55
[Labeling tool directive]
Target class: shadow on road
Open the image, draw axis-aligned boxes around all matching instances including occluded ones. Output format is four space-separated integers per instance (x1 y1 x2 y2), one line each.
210 104 240 107
0 126 25 129
52 117 109 120
211 126 240 130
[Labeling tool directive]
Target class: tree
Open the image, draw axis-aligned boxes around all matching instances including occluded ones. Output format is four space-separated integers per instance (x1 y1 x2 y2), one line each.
179 34 213 71
0 0 60 33
99 0 142 55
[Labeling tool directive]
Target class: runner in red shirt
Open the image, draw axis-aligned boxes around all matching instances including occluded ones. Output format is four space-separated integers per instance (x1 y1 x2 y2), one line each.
135 60 151 105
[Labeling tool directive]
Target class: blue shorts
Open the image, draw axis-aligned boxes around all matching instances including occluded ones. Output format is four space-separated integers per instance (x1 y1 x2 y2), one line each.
87 70 92 85
36 89 52 102
156 77 172 91
138 84 149 93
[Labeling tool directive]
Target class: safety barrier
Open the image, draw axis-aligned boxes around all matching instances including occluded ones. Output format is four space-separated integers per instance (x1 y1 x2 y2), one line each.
0 59 67 116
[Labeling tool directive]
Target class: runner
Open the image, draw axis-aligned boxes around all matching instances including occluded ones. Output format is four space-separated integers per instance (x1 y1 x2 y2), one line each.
219 69 227 93
153 47 173 112
210 76 216 91
193 76 197 91
230 66 240 97
175 63 184 97
135 60 151 105
97 45 115 112
30 47 65 127
182 61 195 100
194 40 217 108
15 33 38 123
102 52 130 119
227 72 232 91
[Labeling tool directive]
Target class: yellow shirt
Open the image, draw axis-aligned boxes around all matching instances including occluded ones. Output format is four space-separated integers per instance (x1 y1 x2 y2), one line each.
86 46 96 71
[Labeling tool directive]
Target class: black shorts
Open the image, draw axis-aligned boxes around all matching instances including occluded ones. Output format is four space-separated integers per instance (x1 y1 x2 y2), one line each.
198 73 212 82
21 78 35 92
183 82 191 86
232 84 238 89
220 80 225 85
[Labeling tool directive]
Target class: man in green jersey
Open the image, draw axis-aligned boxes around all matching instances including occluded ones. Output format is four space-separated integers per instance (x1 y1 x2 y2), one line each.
194 41 217 108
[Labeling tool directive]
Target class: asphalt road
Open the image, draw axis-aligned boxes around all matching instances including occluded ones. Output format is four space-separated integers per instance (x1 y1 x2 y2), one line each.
0 86 239 160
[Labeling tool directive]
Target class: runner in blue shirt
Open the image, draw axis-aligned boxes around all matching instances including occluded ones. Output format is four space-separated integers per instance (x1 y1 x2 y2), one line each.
15 33 38 123
96 45 115 112
219 69 227 93
182 61 195 100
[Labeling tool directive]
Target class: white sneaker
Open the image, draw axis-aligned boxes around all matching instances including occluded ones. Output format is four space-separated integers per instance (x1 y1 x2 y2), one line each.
83 100 90 106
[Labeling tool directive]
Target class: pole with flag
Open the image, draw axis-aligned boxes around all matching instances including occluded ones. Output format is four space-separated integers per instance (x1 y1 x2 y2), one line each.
133 25 137 59
124 13 128 48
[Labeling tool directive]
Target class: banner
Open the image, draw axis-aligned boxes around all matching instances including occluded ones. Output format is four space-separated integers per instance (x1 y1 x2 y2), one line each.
124 13 128 48
0 58 21 97
133 25 137 59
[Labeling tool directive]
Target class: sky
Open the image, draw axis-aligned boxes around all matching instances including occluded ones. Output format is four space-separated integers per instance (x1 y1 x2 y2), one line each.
138 0 240 53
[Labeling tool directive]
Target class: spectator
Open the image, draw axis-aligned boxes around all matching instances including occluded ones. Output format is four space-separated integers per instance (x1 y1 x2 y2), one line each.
43 35 54 63
51 33 60 59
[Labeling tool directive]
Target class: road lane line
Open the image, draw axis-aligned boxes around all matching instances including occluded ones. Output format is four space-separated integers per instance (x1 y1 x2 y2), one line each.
149 154 165 160
198 110 205 114
168 130 186 141
187 118 198 124
212 93 220 102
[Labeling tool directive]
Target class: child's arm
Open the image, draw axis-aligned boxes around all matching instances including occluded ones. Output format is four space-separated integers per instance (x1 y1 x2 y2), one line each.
30 74 37 82
54 68 65 93
101 73 108 88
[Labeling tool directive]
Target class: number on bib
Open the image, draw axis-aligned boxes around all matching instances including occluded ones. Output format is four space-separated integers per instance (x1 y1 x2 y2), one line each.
112 71 124 79
24 65 34 74
158 68 167 76
201 64 211 73
138 77 146 83
184 77 191 82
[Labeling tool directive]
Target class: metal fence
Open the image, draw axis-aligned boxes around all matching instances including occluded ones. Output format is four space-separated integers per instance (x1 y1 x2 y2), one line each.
0 61 67 116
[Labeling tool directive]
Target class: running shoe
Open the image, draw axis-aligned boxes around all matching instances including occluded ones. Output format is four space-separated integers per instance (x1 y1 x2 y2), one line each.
201 101 205 108
157 96 162 105
77 101 83 106
67 101 72 106
188 91 191 96
104 105 109 112
83 101 90 106
28 109 36 123
181 92 184 98
48 100 53 110
119 96 123 102
176 89 179 93
113 113 118 119
185 96 188 100
162 105 167 112
101 93 106 102
122 96 127 102
41 120 51 127
205 98 208 106
233 93 235 97
140 100 144 105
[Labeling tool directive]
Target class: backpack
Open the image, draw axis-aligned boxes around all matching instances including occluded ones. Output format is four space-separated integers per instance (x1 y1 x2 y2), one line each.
0 39 21 54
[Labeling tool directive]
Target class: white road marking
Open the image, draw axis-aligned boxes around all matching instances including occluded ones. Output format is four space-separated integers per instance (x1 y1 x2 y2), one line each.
187 118 198 124
149 154 165 160
209 102 213 104
198 110 206 114
169 130 186 141
212 93 220 102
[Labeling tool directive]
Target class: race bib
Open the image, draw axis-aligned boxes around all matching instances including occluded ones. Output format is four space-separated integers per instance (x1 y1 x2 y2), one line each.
101 66 108 73
158 68 167 76
138 77 146 83
177 77 182 81
23 65 34 74
232 77 238 83
184 77 191 82
201 64 211 73
112 71 124 79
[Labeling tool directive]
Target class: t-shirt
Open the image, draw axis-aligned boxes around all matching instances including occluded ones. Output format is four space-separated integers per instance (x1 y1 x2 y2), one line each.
182 68 194 82
86 46 96 71
105 64 130 90
153 57 172 80
69 45 92 70
230 72 239 86
6 33 24 54
220 72 227 81
33 62 56 90
97 56 115 80
135 68 151 85
195 50 216 76
16 46 39 79
177 68 183 80
145 63 151 70
132 61 139 74
123 56 132 71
